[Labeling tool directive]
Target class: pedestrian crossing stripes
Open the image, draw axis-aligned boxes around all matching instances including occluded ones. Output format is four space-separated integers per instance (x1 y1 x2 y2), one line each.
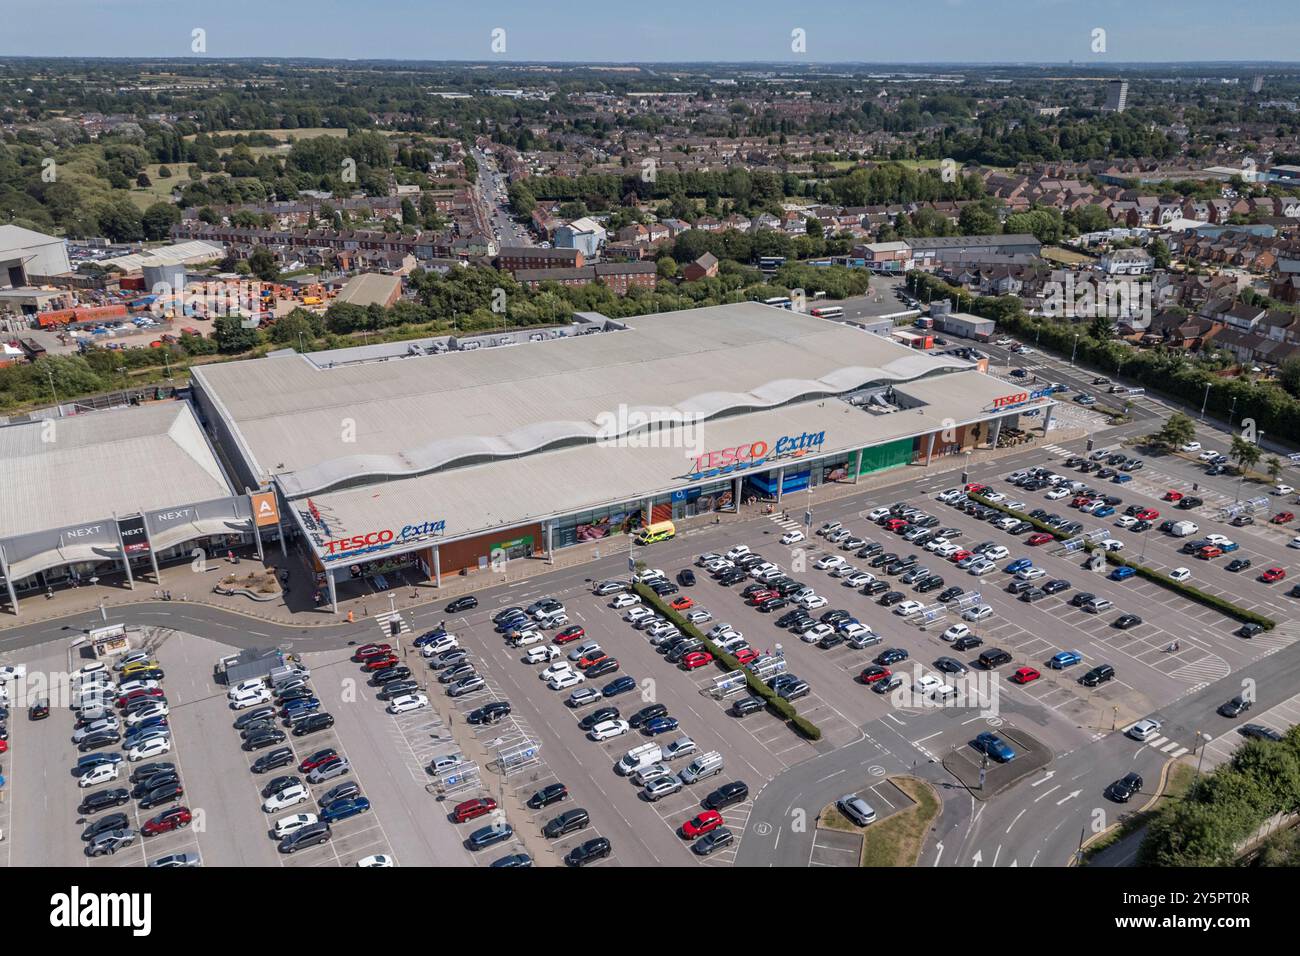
768 512 803 533
1141 735 1190 760
1170 652 1230 684
375 610 413 637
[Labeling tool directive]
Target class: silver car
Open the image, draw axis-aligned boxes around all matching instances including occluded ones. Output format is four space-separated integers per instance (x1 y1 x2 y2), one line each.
87 828 136 857
149 852 201 868
447 675 486 697
837 794 877 826
643 774 683 801
306 757 351 784
566 688 602 708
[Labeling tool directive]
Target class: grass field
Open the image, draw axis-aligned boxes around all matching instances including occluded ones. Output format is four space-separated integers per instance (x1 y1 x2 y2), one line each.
1043 245 1096 265
818 777 941 866
127 163 197 209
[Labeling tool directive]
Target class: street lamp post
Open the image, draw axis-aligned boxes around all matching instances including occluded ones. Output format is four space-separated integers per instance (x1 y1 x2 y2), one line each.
1195 732 1212 776
1070 333 1079 367
1199 381 1211 422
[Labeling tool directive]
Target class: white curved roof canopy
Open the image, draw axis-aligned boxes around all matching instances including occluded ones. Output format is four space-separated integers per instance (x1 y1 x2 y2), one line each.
276 359 967 498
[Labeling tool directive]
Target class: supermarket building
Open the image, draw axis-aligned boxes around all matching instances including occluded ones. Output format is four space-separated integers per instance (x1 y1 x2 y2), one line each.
189 302 1055 609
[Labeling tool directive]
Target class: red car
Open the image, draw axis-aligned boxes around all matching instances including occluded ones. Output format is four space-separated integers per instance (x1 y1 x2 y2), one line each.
363 654 400 671
965 483 988 494
451 797 498 824
577 652 609 670
299 749 339 772
1071 495 1092 508
1198 545 1223 560
554 625 586 645
0 739 7 754
1162 490 1184 502
1135 509 1159 521
1272 512 1295 525
682 810 724 839
142 806 192 836
669 596 695 611
1011 667 1041 685
117 688 165 708
860 665 891 684
949 550 972 563
733 647 759 665
352 643 392 662
682 651 714 670
745 590 778 606
1026 533 1054 546
884 518 908 532
1261 567 1287 583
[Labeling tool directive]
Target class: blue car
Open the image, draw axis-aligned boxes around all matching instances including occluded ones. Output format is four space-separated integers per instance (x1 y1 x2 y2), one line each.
1049 650 1083 669
643 716 679 736
834 617 862 633
1093 505 1116 517
281 697 320 715
1006 558 1033 574
974 731 1016 763
602 676 637 698
413 627 449 647
494 616 528 634
1109 566 1136 582
467 823 513 851
1219 541 1240 553
320 796 371 823
1112 474 1133 484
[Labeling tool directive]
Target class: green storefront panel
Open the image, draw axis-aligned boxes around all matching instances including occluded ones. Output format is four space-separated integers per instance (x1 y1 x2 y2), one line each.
857 438 917 475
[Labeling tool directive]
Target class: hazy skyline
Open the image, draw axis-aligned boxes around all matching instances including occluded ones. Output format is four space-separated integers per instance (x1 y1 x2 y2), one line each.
2 0 1299 64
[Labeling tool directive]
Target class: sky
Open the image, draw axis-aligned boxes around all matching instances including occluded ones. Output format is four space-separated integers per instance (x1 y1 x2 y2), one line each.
1 0 1297 63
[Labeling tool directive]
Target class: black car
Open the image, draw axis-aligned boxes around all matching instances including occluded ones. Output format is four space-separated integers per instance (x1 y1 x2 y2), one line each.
77 729 122 752
1105 772 1143 803
446 595 479 613
952 635 984 652
1079 664 1116 687
490 853 533 868
565 836 612 867
820 609 851 625
1237 623 1265 639
1069 592 1096 608
915 575 944 593
1042 579 1071 595
937 586 965 603
717 570 748 586
528 783 569 810
584 658 621 678
291 712 335 736
677 569 696 586
377 680 421 701
693 827 735 856
261 775 302 800
818 632 846 650
243 729 287 751
79 788 130 815
139 782 183 810
879 591 906 607
863 580 890 596
239 719 278 740
875 648 909 666
776 610 809 628
1219 696 1253 718
756 596 788 613
579 707 620 732
1240 724 1283 742
935 657 967 675
82 812 131 842
132 772 178 799
629 703 668 729
543 808 590 839
371 665 413 684
275 687 315 704
233 706 276 730
856 542 885 559
1226 558 1252 573
1114 614 1143 630
703 781 750 812
731 696 765 718
1177 497 1203 510
129 761 175 784
468 701 512 725
251 747 296 774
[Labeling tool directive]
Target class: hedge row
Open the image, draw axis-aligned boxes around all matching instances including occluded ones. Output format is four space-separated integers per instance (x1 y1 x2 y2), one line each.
632 582 823 741
966 493 1276 630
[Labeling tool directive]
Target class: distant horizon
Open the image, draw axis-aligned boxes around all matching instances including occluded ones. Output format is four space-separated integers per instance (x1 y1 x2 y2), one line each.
3 0 1299 63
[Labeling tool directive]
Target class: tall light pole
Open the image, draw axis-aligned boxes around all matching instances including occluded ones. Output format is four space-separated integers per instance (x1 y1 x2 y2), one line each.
1199 381 1211 422
1070 333 1079 367
1195 731 1212 777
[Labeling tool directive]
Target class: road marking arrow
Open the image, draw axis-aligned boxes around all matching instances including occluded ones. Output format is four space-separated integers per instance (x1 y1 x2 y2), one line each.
1030 771 1056 787
1056 789 1082 806
971 850 982 867
932 842 944 867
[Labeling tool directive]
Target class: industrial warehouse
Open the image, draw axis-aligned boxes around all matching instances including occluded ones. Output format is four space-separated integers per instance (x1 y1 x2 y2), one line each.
186 301 1057 611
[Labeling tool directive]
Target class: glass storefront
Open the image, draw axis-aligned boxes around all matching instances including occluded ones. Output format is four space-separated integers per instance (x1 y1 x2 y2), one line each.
858 438 916 475
670 480 735 520
555 499 646 549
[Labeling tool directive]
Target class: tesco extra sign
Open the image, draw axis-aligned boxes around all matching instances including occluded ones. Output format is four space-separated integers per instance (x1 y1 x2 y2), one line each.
324 519 446 557
992 392 1028 408
687 431 826 479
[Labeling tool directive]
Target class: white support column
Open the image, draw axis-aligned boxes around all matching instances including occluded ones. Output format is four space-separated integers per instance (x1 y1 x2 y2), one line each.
141 511 162 583
1041 403 1055 435
112 513 134 590
774 467 785 503
433 545 442 588
989 417 1003 449
326 567 338 615
732 476 742 511
0 542 19 617
545 521 554 565
851 448 862 484
925 432 936 466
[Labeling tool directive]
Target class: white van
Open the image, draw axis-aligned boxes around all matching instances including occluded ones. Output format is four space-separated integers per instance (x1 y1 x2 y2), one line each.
680 751 724 784
1170 521 1200 538
616 742 663 776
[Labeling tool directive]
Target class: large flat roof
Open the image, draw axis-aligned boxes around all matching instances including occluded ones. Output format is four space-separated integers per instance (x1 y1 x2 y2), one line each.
194 301 986 496
0 402 234 539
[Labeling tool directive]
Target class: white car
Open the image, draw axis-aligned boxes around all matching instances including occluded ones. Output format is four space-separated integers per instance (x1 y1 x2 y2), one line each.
1114 516 1138 529
1169 567 1192 582
0 664 27 683
420 635 459 657
696 552 722 566
962 605 994 622
942 624 971 642
967 560 997 576
525 644 561 664
685 609 713 624
815 555 847 571
1016 567 1047 581
924 537 949 552
78 763 120 788
724 546 751 561
541 661 575 681
125 703 169 726
1045 488 1070 500
588 719 630 741
780 531 805 545
894 600 924 616
1099 539 1124 552
983 491 1006 503
610 593 641 609
932 542 961 558
803 624 834 644
831 564 861 579
1289 537 1300 550
73 718 120 742
1126 719 1163 742
1274 484 1295 497
1204 534 1231 546
549 671 585 691
843 572 874 588
126 737 173 762
263 785 309 813
227 678 267 699
230 688 272 710
357 855 395 868
707 623 741 641
387 693 429 715
634 568 665 583
913 675 944 697
866 507 891 521
1180 442 1201 453
935 490 963 504
567 641 601 661
118 678 161 696
984 545 1009 560
1197 449 1219 462
797 593 828 610
624 606 656 624
511 629 545 647
273 812 319 839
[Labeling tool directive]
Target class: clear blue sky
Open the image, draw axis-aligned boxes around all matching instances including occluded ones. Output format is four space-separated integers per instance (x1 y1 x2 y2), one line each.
2 0 1298 62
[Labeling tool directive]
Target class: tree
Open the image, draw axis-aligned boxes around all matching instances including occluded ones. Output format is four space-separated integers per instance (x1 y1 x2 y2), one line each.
1150 237 1172 270
1267 456 1284 483
1230 435 1262 476
212 316 262 355
247 248 280 283
1154 412 1196 450
1088 314 1115 342
958 203 998 236
1278 356 1300 399
141 202 181 242
95 197 144 243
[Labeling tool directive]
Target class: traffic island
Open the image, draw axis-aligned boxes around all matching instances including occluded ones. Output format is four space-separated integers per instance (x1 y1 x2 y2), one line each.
816 777 938 866
942 725 1052 800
